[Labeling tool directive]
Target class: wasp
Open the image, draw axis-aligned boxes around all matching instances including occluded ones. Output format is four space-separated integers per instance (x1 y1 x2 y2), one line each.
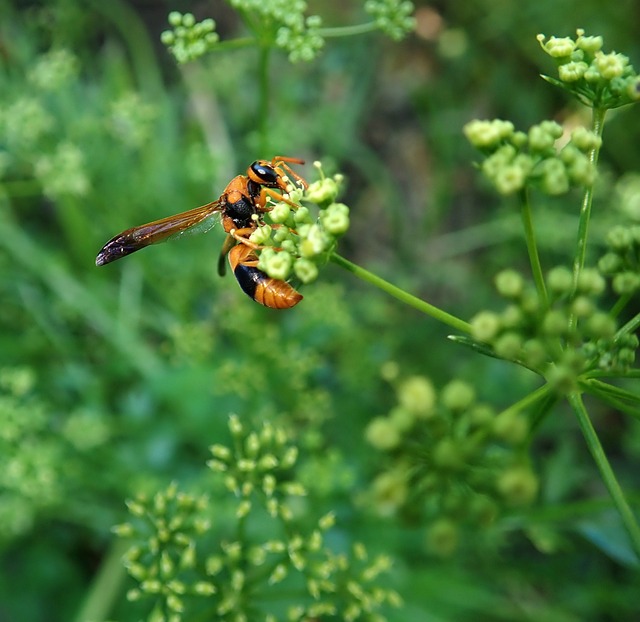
95 156 307 309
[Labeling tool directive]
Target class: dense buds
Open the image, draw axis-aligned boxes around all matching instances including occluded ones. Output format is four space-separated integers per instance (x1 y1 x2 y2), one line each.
161 12 219 63
537 29 640 109
364 368 537 555
254 162 349 286
469 262 638 379
464 118 597 196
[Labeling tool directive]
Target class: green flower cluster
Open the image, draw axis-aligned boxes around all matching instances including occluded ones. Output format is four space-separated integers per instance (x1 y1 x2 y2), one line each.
251 162 349 286
108 92 158 149
161 12 220 64
116 415 400 621
0 368 62 542
114 483 214 619
538 29 640 109
464 119 599 196
207 414 306 520
598 225 640 296
34 142 90 199
225 0 325 63
470 266 637 383
364 0 416 41
365 373 538 556
27 48 79 92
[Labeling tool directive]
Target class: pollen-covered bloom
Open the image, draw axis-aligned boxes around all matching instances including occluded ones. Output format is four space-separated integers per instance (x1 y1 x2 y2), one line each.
463 119 514 150
537 34 575 58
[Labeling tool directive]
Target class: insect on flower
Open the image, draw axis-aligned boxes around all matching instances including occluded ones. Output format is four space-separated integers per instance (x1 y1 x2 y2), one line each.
95 156 307 309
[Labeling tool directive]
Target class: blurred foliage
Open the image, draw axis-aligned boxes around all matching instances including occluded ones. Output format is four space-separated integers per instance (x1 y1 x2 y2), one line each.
0 0 639 621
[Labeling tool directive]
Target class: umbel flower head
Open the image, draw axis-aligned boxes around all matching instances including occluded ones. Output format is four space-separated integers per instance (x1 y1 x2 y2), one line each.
537 29 640 109
252 161 349 285
463 118 598 196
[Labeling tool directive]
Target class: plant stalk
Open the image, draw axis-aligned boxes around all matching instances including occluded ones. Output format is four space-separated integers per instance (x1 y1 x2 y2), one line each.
520 188 549 310
569 106 606 329
568 391 640 560
330 253 472 334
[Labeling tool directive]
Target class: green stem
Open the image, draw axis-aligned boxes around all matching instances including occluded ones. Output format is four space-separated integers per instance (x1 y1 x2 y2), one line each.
330 253 472 334
257 44 272 153
319 22 379 38
569 106 606 329
568 391 640 560
498 382 554 419
610 292 633 319
615 311 640 340
520 188 548 309
582 378 640 404
73 538 129 622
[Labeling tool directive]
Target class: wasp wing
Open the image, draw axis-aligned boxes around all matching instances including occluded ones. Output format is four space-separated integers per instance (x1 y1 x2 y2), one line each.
96 201 223 266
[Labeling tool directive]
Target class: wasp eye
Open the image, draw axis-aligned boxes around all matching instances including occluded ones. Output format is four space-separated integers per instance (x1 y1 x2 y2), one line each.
250 161 279 185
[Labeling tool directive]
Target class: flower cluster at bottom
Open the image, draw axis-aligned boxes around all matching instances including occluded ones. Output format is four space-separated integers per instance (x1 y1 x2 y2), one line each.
114 415 400 621
364 368 538 557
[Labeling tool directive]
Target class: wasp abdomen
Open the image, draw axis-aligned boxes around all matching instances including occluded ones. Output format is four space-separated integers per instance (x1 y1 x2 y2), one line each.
229 244 302 309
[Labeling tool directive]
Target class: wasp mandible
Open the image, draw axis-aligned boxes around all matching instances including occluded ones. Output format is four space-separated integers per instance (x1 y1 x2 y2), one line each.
95 156 307 309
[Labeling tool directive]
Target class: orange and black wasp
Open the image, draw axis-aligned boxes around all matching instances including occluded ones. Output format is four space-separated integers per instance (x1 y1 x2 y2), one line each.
95 156 307 309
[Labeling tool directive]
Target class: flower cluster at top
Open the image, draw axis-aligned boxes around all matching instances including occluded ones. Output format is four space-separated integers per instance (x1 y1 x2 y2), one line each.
464 118 599 196
364 367 537 557
250 161 349 286
364 0 416 41
537 29 640 109
161 12 220 63
114 415 401 621
161 1 415 64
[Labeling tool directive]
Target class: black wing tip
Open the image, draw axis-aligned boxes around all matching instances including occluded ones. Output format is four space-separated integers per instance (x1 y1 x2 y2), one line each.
95 235 137 266
95 250 111 266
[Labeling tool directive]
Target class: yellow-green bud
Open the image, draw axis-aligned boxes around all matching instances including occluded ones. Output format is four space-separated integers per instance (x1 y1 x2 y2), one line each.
540 158 569 195
425 518 459 557
305 177 339 204
595 51 628 80
293 205 312 224
613 271 640 294
493 410 529 444
322 203 350 235
463 119 514 149
397 375 436 418
547 265 573 294
293 258 318 283
585 312 617 338
495 269 524 298
497 466 539 505
441 379 475 411
575 31 603 54
542 309 568 336
494 164 526 195
365 417 401 450
269 201 291 223
248 224 272 245
576 267 604 295
537 34 575 58
470 310 501 342
168 11 183 26
559 61 588 82
263 251 292 280
493 332 523 359
433 438 463 470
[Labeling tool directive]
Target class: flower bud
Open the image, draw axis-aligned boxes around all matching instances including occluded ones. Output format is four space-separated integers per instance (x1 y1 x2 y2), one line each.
497 466 539 505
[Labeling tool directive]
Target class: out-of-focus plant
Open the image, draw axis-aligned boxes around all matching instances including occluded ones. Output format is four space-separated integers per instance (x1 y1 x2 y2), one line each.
114 416 400 622
352 29 640 560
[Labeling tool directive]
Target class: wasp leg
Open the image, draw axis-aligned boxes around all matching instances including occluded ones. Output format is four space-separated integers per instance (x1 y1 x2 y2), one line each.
272 157 309 190
218 233 237 277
